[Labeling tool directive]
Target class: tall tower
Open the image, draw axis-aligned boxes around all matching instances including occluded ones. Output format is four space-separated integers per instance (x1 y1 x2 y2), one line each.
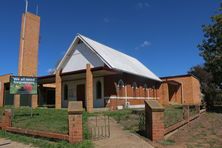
14 3 40 108
18 12 40 76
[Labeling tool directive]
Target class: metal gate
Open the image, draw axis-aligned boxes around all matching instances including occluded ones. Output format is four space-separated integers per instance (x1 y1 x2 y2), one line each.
88 115 110 140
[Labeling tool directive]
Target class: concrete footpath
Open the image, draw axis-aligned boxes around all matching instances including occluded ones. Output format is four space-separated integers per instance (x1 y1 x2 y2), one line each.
0 138 32 148
93 118 153 148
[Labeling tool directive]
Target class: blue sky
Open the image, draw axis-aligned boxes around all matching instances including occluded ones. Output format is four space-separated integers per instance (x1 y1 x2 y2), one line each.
0 0 220 77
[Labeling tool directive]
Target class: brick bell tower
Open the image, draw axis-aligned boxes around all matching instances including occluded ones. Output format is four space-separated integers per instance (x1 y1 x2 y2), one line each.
15 1 40 108
18 12 40 76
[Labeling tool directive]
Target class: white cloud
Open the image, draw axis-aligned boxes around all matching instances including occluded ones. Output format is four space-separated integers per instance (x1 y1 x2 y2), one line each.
47 68 55 74
137 2 150 9
141 40 151 47
135 40 151 50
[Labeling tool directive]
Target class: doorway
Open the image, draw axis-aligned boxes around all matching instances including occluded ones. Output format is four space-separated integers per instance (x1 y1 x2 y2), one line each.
77 84 86 108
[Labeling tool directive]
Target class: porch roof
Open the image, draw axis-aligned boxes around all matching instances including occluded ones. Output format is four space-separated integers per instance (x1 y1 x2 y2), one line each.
37 66 116 84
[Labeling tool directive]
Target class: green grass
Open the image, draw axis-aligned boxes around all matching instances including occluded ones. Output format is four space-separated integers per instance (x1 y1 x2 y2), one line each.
88 109 132 121
88 106 184 132
12 107 68 134
158 139 175 145
0 130 93 148
0 106 93 147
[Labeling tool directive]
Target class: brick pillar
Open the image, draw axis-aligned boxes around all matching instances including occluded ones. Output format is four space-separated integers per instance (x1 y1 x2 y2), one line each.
183 105 189 121
2 109 12 129
55 71 62 109
32 95 38 108
14 94 20 108
86 64 93 112
68 101 83 144
145 100 165 141
0 82 4 107
159 82 169 106
195 105 200 115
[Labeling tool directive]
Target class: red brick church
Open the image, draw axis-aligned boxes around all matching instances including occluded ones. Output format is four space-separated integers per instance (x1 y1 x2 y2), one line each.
0 11 201 112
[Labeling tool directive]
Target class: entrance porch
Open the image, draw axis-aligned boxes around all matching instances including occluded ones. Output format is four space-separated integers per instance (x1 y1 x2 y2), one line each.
38 64 116 112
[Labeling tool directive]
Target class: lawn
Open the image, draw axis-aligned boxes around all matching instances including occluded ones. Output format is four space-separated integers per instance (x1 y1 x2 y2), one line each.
0 106 93 148
156 112 222 148
12 107 68 134
164 105 183 127
89 105 198 134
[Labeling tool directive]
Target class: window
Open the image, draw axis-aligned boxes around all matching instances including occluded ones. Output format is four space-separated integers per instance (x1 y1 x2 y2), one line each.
96 81 102 99
118 79 124 88
144 84 148 97
64 84 68 101
117 79 124 97
132 82 137 97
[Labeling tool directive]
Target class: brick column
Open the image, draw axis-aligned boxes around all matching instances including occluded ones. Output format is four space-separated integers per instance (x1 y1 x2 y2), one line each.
145 100 165 141
0 82 4 107
183 105 189 121
68 101 83 144
14 94 20 108
55 71 62 109
2 109 12 129
195 105 200 115
32 95 38 108
159 82 169 106
86 64 93 112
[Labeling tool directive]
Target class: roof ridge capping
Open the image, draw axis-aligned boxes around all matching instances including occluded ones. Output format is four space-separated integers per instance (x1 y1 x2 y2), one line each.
78 34 137 60
57 34 162 82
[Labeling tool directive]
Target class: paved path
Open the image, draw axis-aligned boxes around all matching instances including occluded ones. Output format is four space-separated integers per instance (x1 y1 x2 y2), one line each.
92 117 153 148
0 138 33 148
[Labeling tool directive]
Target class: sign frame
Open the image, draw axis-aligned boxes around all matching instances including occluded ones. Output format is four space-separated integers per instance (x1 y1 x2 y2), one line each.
10 76 38 95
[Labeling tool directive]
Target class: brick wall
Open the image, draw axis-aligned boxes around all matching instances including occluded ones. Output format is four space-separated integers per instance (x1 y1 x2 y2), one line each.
191 77 201 104
0 75 11 107
161 75 201 105
104 73 160 98
18 12 40 76
103 73 161 109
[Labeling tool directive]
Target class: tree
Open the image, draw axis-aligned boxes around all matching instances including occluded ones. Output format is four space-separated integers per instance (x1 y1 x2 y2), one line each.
190 4 222 109
198 4 222 87
188 65 217 109
188 65 213 93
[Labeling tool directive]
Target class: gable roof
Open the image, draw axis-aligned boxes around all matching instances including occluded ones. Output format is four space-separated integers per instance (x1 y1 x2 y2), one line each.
56 34 161 82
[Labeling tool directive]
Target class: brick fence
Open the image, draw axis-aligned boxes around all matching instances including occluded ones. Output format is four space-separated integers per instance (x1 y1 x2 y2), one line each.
0 101 84 144
144 100 206 141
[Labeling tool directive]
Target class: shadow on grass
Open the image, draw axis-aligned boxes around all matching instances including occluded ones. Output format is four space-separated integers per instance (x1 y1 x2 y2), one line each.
14 113 40 117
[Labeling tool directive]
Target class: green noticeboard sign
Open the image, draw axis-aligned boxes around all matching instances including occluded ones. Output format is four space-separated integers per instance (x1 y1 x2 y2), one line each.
10 76 37 95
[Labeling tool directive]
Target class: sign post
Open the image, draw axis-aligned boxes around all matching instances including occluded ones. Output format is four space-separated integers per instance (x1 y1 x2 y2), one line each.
10 76 37 117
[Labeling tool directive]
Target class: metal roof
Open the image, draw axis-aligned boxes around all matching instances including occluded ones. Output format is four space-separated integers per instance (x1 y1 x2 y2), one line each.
56 34 161 82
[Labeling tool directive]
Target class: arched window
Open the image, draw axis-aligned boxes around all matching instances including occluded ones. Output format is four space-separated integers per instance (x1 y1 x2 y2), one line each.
118 79 124 88
117 79 124 97
132 82 137 97
144 84 148 97
152 85 155 99
96 81 102 99
64 84 68 101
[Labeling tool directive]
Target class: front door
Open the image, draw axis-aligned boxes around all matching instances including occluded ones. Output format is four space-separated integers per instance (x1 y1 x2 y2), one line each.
77 84 86 108
93 77 104 108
